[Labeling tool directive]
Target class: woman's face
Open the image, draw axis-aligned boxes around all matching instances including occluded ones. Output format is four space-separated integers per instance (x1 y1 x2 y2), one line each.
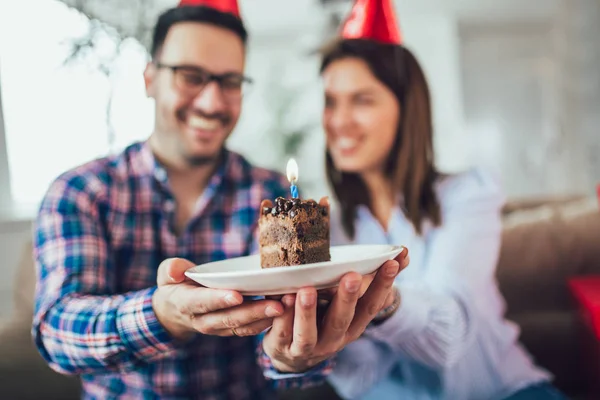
323 57 400 174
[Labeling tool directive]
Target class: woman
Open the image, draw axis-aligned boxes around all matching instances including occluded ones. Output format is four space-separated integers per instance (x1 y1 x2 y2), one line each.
318 1 566 399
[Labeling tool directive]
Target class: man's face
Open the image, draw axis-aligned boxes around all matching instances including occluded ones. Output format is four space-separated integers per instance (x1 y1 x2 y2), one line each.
145 22 245 166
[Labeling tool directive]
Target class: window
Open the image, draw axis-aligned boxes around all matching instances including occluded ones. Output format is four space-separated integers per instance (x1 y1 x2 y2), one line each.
0 0 153 210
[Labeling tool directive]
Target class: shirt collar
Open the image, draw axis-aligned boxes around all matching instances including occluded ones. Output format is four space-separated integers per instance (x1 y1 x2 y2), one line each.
138 140 231 191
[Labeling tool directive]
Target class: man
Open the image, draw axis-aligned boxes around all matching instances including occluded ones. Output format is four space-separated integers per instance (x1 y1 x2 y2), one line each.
32 1 406 398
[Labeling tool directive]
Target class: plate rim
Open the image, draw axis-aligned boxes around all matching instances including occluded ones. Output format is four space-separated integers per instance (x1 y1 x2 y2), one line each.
184 244 404 279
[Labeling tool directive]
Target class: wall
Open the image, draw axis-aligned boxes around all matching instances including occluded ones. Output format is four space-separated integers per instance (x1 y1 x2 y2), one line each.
460 0 600 198
226 19 336 198
0 67 28 317
400 14 470 173
0 63 13 216
557 0 600 194
460 22 562 197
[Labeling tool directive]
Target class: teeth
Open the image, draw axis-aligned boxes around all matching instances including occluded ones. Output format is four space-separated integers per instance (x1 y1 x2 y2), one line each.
337 137 359 150
188 115 220 131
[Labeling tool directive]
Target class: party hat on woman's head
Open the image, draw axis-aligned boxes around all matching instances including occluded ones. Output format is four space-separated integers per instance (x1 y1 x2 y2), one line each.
178 0 241 18
341 0 402 45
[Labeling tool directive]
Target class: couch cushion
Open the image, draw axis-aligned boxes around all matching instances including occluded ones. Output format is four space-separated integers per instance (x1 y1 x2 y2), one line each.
0 240 81 399
0 316 81 399
13 240 35 320
498 198 600 314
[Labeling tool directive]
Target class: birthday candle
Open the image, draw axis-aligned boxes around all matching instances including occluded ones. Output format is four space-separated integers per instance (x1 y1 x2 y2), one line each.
286 158 299 199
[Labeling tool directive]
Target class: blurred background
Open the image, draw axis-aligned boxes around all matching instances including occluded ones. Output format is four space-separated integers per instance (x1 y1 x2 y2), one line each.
0 0 598 399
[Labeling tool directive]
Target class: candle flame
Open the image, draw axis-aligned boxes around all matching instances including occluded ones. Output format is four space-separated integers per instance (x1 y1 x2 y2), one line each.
286 158 298 184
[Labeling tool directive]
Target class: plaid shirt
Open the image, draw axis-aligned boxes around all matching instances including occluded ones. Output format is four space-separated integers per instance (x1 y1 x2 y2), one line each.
32 141 332 399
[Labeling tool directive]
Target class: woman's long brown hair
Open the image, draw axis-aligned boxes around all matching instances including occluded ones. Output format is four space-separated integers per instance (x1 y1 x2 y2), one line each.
321 38 441 238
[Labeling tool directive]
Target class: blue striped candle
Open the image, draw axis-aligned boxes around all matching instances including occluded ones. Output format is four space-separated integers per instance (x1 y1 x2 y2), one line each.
286 158 299 199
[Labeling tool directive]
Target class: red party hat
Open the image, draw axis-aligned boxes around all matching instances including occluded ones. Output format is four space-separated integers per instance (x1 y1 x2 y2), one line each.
341 0 402 45
178 0 240 18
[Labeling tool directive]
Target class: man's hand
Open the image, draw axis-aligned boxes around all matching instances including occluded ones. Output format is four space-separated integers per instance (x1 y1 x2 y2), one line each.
263 248 410 373
152 258 284 341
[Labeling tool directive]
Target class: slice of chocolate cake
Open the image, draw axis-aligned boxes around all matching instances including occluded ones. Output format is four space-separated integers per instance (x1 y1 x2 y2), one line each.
258 196 331 268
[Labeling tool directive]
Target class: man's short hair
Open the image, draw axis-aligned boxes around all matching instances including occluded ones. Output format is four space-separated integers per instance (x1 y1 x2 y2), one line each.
151 5 248 59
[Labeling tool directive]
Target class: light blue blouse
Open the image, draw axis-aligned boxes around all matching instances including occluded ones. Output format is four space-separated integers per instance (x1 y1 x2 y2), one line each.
327 168 551 400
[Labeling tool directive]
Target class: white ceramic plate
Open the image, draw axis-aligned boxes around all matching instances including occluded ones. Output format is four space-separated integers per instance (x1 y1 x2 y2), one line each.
185 244 404 296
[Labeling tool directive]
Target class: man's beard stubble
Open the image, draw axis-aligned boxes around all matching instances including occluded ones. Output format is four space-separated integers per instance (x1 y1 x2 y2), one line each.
184 150 224 167
176 108 231 168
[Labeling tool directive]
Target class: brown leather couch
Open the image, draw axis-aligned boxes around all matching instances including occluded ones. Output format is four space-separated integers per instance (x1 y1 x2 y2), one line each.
0 196 598 399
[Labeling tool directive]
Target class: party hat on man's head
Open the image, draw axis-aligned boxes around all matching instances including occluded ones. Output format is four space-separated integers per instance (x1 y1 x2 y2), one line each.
178 0 240 18
341 0 402 45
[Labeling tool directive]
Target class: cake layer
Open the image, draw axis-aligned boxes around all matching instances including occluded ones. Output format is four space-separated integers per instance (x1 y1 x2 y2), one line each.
259 222 328 245
260 238 328 253
260 240 330 268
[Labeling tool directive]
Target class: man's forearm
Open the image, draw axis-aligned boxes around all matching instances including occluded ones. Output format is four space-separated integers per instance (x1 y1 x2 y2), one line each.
33 287 178 375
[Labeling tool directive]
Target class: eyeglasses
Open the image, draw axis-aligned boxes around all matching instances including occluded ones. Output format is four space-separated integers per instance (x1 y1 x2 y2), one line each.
154 62 253 101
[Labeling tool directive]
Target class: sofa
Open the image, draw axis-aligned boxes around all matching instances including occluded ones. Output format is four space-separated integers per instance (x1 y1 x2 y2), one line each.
0 196 598 400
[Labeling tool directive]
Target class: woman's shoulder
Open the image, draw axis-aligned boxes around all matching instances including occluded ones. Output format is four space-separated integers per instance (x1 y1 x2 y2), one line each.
435 167 506 214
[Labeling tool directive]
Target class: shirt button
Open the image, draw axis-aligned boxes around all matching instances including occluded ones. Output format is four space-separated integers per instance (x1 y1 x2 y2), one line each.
164 200 175 212
155 168 167 182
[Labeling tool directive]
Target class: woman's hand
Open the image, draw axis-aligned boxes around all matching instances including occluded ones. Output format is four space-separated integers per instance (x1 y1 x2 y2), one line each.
318 247 409 316
262 248 409 373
